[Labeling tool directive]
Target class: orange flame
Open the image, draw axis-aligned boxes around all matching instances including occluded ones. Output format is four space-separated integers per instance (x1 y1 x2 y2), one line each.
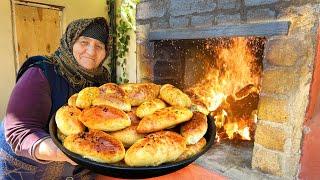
188 37 263 141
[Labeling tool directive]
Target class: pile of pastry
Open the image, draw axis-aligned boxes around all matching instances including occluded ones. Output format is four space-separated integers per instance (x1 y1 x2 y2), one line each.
55 83 208 167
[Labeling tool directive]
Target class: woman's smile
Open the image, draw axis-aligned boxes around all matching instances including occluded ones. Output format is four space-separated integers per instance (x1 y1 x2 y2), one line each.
73 36 106 70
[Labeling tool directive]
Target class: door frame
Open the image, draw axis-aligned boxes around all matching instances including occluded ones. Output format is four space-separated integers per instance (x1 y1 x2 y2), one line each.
11 0 64 73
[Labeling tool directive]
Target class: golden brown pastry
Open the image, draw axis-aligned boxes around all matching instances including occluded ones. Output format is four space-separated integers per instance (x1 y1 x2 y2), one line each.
92 94 131 112
159 84 192 107
92 83 131 112
180 112 208 145
57 128 67 142
67 93 78 107
55 106 85 136
79 105 131 131
63 130 125 163
136 98 166 118
99 83 126 96
189 98 209 115
109 125 145 148
176 137 206 161
76 87 100 109
120 83 161 106
127 107 140 125
137 106 193 133
124 131 186 166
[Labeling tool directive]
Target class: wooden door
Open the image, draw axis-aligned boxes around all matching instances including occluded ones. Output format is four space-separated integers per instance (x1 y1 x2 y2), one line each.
13 3 62 68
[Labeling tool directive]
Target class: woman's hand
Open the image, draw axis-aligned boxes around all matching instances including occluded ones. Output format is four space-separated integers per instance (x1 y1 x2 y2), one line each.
34 137 77 165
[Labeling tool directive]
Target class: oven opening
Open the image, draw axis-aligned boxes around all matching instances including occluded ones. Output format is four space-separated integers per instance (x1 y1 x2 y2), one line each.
153 37 266 169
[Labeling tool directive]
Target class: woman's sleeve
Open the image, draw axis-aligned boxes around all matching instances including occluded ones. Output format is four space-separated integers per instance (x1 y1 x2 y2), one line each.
4 67 52 160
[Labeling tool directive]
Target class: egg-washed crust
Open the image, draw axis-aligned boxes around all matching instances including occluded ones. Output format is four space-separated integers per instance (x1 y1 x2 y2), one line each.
176 137 206 161
124 131 186 166
79 105 131 132
67 93 78 107
63 130 125 163
120 83 161 106
109 125 146 148
180 112 208 145
76 87 100 109
137 106 193 133
127 107 141 125
55 105 85 136
136 98 166 118
159 84 192 107
92 83 131 112
57 128 67 143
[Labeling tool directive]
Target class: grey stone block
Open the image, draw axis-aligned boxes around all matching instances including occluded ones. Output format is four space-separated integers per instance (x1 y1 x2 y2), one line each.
216 14 241 24
137 0 166 20
217 0 240 9
247 8 276 21
152 19 170 29
191 15 214 27
149 21 289 40
169 16 189 28
245 0 279 6
170 0 216 16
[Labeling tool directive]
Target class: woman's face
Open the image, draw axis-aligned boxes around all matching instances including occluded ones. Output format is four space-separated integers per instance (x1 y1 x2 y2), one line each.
73 36 106 70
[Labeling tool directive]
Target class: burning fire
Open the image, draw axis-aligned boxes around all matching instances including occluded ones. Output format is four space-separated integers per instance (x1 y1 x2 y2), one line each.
186 37 264 141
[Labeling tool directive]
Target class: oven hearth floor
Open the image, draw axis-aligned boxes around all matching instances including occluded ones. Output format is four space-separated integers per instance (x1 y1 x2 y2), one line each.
195 140 282 180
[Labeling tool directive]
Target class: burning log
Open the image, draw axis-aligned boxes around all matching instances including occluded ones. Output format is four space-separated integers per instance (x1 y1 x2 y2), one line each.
184 38 263 142
226 84 259 119
212 84 259 141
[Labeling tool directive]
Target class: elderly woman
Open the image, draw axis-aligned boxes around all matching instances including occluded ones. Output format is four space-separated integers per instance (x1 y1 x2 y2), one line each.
0 17 110 179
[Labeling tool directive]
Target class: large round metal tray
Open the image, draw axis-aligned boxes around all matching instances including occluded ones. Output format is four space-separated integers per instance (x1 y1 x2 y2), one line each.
49 114 215 179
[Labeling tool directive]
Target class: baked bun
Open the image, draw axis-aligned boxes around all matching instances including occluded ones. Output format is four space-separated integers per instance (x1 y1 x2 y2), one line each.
137 106 193 133
127 107 140 125
189 99 209 115
136 98 166 118
63 130 125 163
99 83 126 95
55 106 85 136
67 93 78 107
109 125 145 148
120 83 161 106
124 131 186 166
159 84 192 107
92 83 131 112
180 112 208 145
79 105 131 131
57 128 67 142
76 87 100 109
176 137 206 161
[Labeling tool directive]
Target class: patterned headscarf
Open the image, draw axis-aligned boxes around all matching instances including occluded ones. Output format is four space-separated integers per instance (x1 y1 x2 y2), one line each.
46 17 110 92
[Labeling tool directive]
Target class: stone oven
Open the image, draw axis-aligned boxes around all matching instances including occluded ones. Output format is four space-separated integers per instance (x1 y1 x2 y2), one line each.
135 0 320 179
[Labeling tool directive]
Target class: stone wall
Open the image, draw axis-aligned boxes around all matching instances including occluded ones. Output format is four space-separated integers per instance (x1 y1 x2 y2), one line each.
136 0 320 179
137 0 319 29
252 5 319 178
